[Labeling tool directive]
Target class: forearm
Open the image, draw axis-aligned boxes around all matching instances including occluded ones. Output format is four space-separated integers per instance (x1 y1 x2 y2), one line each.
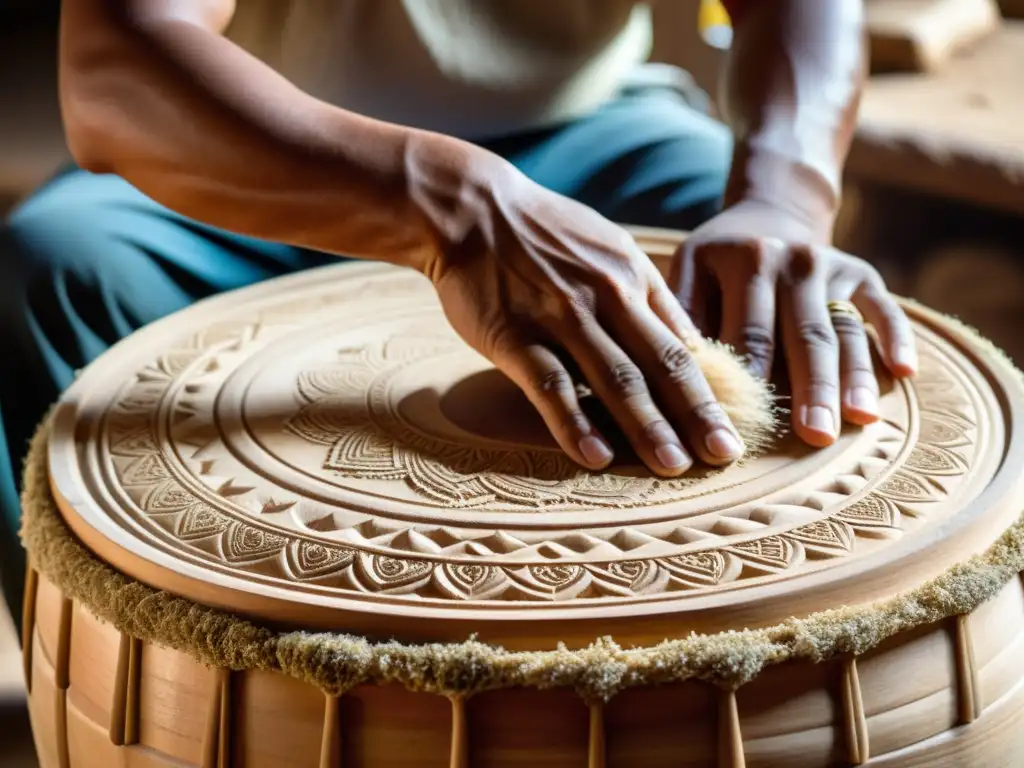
719 0 867 238
59 3 478 271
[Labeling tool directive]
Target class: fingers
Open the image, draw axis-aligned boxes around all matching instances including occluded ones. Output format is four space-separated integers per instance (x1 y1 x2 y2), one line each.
831 303 880 425
669 242 716 337
489 327 614 471
780 258 840 447
718 270 777 380
854 281 918 377
601 297 746 468
648 278 701 348
557 318 696 476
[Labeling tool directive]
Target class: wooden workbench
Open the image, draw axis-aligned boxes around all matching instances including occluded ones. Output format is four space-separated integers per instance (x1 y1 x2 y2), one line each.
847 21 1024 217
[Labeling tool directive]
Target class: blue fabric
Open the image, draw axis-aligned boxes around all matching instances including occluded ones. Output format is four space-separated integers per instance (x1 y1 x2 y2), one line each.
0 85 730 620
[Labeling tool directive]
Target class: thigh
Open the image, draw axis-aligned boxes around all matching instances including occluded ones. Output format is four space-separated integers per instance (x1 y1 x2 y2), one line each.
484 86 733 231
0 167 330 617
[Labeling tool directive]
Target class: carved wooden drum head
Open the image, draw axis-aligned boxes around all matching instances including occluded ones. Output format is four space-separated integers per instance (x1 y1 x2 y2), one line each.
47 259 1024 647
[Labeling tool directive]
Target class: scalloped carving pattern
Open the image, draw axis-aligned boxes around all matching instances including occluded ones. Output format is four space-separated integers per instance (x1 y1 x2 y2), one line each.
92 270 985 604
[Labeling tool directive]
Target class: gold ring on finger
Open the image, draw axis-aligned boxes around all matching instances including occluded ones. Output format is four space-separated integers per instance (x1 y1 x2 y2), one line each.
827 299 864 324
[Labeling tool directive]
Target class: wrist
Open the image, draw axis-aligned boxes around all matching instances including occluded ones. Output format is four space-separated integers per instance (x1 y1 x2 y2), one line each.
725 144 840 243
403 132 516 281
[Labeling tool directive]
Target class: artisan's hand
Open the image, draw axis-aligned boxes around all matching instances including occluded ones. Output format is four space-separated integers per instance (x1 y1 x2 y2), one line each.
420 157 746 477
671 199 917 448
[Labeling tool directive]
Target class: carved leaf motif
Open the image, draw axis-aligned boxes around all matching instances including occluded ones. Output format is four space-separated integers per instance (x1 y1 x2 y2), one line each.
598 560 662 592
295 366 372 403
834 494 901 530
436 563 508 599
325 430 404 479
120 454 171 486
529 564 585 590
728 536 802 572
878 471 941 502
141 481 196 515
663 551 728 584
286 540 354 579
786 520 855 555
904 444 965 476
919 414 971 448
365 554 433 590
223 523 287 563
177 504 231 541
108 428 159 458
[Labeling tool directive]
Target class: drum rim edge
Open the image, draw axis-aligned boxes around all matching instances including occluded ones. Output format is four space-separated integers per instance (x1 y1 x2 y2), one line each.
20 305 1024 700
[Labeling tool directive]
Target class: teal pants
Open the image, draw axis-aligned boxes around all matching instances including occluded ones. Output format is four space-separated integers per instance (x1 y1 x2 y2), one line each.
0 86 731 622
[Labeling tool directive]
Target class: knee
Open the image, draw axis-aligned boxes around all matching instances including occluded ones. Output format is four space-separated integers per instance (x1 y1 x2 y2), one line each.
4 193 100 282
609 109 732 232
659 120 731 229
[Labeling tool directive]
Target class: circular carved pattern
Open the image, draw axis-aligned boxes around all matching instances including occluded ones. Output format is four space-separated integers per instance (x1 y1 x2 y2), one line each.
56 264 998 613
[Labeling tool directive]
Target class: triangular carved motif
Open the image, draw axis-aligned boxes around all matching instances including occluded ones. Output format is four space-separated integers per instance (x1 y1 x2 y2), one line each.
223 523 287 563
120 454 171 486
286 540 354 579
177 504 231 541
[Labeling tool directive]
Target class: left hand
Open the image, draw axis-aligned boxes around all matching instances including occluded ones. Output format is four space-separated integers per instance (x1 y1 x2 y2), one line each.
670 199 917 448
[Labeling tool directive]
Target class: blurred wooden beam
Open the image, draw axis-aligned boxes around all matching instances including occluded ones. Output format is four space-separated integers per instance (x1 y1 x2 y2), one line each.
867 0 1001 73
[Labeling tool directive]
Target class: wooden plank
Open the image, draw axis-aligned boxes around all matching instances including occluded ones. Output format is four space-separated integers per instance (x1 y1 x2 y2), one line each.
867 0 1001 74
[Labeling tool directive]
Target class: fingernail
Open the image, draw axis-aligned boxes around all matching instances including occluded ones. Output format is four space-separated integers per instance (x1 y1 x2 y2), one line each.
847 387 878 415
893 343 918 373
705 428 744 460
579 435 613 467
803 405 836 437
655 443 692 471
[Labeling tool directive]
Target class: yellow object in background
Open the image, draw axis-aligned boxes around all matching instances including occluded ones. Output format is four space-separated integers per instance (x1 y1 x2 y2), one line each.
699 0 733 49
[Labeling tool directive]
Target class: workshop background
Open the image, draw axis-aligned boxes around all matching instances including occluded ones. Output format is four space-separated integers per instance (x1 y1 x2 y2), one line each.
2 2 1023 765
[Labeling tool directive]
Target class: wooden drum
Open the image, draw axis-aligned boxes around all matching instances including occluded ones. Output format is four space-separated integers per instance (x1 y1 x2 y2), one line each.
20 231 1024 767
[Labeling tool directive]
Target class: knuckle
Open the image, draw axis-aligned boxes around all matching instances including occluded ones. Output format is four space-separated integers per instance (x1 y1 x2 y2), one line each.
551 293 590 326
739 325 775 364
797 320 838 349
737 240 772 274
600 249 647 289
659 343 700 382
535 368 575 396
786 245 819 281
688 399 727 426
483 324 517 358
830 313 866 338
560 410 591 436
600 275 646 312
603 361 648 397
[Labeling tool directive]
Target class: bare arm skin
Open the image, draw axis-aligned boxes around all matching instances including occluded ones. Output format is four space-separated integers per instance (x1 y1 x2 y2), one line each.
720 0 865 236
672 0 916 448
59 0 748 476
60 0 453 271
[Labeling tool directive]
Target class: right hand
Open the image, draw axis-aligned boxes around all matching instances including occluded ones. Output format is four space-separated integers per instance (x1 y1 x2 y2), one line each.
414 146 746 477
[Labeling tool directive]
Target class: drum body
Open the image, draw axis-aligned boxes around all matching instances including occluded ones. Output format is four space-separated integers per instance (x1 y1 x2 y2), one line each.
22 231 1024 767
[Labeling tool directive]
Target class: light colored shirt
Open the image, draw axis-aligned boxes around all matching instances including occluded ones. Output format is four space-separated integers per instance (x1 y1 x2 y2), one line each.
225 0 654 139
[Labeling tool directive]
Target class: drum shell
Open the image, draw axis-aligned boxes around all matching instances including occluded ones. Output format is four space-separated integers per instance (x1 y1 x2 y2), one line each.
23 569 1024 768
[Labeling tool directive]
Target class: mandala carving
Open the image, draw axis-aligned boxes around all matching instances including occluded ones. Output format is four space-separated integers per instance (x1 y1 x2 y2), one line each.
55 265 998 614
284 341 709 510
